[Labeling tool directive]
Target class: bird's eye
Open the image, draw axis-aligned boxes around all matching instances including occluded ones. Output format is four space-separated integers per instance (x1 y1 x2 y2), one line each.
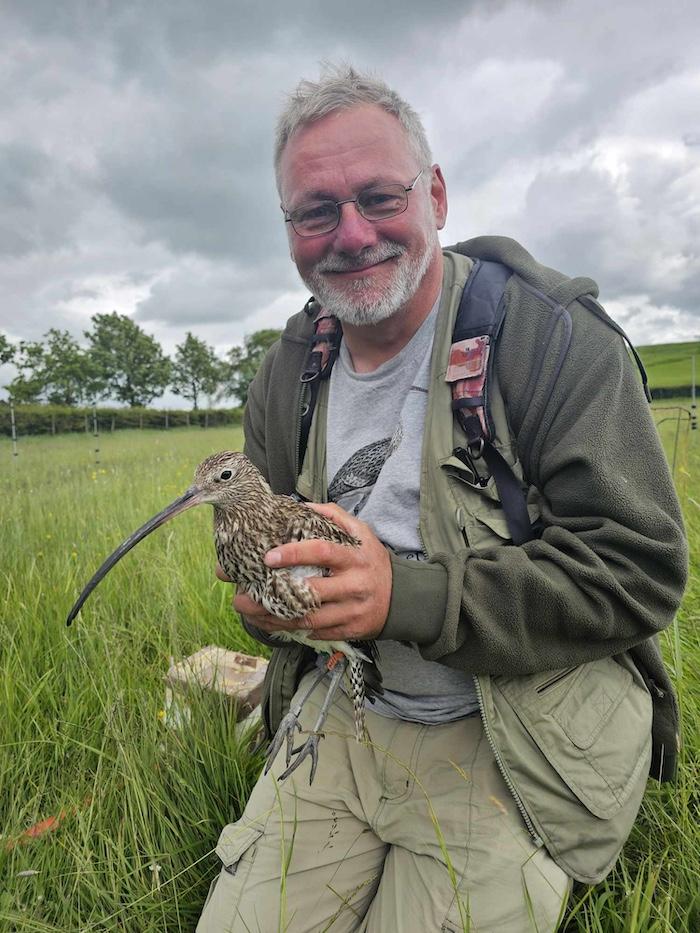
220 470 233 480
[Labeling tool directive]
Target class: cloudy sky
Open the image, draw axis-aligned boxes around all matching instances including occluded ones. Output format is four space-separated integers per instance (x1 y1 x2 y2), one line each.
1 0 698 404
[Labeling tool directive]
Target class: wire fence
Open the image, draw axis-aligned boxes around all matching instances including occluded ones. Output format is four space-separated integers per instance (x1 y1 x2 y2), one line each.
2 400 694 492
653 405 696 502
1 400 243 457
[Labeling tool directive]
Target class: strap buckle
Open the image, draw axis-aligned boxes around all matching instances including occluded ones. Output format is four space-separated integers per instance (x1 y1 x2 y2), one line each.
453 446 490 487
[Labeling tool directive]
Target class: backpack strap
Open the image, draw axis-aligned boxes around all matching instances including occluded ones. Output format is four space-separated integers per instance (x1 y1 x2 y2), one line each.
298 304 342 468
297 263 537 547
578 295 652 402
446 260 536 546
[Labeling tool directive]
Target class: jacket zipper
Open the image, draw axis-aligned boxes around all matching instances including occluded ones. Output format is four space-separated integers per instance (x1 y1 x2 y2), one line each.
433 454 542 843
474 675 544 847
294 379 307 478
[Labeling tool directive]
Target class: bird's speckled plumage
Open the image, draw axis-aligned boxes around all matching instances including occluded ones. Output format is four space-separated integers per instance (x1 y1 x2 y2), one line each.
67 449 381 781
195 452 380 755
200 451 356 622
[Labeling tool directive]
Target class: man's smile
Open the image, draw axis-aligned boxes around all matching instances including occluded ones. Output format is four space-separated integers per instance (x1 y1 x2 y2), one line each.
326 257 395 277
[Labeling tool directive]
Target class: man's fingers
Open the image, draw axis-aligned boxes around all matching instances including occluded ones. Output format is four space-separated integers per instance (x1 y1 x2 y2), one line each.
255 617 308 633
264 537 354 571
233 592 309 632
305 573 361 604
233 591 258 612
215 562 233 582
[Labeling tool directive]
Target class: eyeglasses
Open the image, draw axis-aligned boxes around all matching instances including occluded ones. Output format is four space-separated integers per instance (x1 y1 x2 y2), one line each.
282 169 425 237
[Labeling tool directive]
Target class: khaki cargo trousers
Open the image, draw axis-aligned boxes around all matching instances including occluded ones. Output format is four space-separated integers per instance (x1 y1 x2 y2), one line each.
197 670 571 932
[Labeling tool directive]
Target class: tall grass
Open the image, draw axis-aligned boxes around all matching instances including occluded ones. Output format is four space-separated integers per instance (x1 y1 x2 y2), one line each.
1 428 265 930
1 416 697 931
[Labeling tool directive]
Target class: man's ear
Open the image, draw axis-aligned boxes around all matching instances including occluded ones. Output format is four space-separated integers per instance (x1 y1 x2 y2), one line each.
430 164 448 230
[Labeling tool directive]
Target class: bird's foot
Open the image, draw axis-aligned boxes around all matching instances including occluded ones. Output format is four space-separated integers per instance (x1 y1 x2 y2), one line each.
325 649 345 670
263 710 302 775
266 656 349 786
263 663 330 776
279 732 322 784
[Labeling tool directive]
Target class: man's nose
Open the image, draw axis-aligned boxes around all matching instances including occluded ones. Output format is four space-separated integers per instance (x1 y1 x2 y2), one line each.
331 201 380 254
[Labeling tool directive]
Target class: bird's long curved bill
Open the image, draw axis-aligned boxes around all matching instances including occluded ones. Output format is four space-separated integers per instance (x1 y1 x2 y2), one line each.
66 485 203 626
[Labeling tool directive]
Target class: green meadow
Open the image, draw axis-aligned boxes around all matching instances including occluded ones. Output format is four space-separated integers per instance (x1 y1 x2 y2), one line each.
0 415 698 931
638 341 700 393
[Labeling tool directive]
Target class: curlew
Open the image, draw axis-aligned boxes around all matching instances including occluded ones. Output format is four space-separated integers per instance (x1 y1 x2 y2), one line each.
66 451 380 783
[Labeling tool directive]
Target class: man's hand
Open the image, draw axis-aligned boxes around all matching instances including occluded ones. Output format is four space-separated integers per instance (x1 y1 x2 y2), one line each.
218 504 392 642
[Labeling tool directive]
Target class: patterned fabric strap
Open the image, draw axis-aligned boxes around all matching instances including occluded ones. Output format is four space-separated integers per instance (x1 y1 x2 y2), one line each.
446 334 491 440
301 307 343 384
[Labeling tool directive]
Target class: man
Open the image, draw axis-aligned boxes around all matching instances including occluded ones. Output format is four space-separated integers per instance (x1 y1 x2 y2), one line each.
197 67 687 931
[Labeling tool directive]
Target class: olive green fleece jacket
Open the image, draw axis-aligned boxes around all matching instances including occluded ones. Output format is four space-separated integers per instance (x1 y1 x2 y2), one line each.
243 236 688 778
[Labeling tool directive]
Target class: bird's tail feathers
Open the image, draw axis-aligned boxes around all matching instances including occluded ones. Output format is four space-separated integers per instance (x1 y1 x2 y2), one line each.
348 656 367 743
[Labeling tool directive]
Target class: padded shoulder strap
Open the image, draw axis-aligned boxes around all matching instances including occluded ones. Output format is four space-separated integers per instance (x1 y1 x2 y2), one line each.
448 259 511 439
447 260 536 546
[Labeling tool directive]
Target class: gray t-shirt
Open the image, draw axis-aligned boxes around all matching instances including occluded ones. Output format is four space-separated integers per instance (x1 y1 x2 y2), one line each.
325 303 479 724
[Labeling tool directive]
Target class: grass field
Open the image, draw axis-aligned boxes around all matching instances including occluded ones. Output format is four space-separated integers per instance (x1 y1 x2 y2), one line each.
638 342 700 392
0 417 698 931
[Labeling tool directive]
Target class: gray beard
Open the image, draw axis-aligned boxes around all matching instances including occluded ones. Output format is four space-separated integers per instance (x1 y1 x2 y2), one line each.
302 236 437 326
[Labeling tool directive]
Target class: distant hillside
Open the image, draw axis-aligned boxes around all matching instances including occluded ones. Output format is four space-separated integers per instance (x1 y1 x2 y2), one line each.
636 341 700 395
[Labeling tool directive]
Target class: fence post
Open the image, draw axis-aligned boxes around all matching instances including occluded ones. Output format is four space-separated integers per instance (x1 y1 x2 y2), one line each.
139 412 143 429
111 416 115 433
93 404 100 464
10 397 18 457
205 410 209 429
165 411 169 430
692 355 697 431
51 412 56 435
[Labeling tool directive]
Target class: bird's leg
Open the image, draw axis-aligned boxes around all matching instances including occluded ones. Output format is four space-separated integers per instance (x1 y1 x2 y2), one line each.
278 654 348 785
263 663 330 775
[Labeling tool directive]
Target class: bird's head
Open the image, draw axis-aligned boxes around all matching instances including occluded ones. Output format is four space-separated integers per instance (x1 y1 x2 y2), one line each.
192 451 273 508
65 450 270 626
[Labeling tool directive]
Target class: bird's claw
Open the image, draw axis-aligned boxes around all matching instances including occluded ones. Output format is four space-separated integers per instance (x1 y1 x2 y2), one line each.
264 711 302 775
263 656 347 785
279 733 322 784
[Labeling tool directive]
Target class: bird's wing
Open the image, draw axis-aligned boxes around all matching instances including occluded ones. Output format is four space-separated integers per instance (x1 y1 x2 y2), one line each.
279 506 359 548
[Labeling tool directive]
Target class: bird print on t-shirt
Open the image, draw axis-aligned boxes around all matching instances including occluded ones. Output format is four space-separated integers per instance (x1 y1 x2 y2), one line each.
328 423 404 514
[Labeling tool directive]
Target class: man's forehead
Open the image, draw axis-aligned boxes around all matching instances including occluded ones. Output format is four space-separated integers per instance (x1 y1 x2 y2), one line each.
290 104 407 146
279 104 417 198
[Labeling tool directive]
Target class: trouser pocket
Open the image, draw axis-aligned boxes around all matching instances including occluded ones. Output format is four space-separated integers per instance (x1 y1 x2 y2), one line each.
196 823 264 932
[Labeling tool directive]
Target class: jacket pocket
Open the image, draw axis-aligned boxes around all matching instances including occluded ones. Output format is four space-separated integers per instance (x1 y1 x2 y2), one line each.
485 655 653 882
495 655 652 820
441 457 541 549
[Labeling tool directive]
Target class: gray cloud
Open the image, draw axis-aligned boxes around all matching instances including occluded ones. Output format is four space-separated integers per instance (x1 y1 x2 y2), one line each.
133 254 299 327
1 0 699 406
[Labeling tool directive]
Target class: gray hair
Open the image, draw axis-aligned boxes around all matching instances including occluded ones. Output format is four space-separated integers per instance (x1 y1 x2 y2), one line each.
274 64 432 194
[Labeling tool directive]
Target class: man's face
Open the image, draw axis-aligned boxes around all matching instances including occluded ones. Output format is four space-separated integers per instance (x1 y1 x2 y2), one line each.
278 104 447 326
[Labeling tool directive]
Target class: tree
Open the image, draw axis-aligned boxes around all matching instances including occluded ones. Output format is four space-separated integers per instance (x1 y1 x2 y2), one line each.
0 333 15 366
7 330 102 405
222 329 281 406
7 340 45 402
170 332 222 410
85 312 171 407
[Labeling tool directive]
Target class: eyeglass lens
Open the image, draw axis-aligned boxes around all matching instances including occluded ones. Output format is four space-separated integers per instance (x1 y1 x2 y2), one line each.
290 184 409 236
